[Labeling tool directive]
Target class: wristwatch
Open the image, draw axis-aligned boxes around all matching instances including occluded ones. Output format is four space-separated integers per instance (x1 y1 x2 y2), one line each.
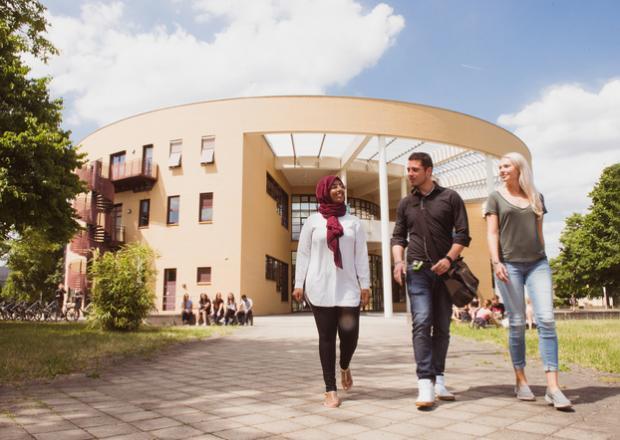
444 255 454 264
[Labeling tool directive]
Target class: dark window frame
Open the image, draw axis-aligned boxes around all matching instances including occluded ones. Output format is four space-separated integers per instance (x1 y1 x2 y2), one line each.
109 151 127 179
197 267 212 284
266 173 289 229
199 192 214 222
167 195 180 225
139 199 150 227
163 268 177 311
265 255 289 302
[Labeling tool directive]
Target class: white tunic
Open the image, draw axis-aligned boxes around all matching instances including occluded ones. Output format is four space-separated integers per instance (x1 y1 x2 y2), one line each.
294 212 371 307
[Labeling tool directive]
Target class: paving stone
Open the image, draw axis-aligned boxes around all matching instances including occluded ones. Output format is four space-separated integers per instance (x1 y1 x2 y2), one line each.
2 315 619 440
24 420 77 434
149 425 204 439
132 416 182 431
444 421 498 436
214 426 271 440
508 420 561 435
85 423 138 438
551 427 612 440
0 426 33 440
252 420 305 434
33 428 92 440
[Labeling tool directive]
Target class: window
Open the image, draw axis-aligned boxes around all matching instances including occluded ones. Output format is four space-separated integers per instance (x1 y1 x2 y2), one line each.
265 255 289 302
168 140 182 168
110 151 126 180
167 195 180 225
266 173 289 228
197 267 212 284
349 198 380 220
163 268 176 311
291 195 318 240
142 144 154 176
111 203 124 242
199 192 213 222
139 199 150 227
200 136 215 164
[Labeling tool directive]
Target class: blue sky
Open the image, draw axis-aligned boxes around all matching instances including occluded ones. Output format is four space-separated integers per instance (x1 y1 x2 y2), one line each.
34 0 620 257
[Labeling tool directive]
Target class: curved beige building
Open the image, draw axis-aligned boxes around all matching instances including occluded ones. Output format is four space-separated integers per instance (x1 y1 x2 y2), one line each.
66 96 529 317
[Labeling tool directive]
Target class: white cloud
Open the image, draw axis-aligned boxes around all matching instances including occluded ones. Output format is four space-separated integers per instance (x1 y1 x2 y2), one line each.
29 0 404 126
498 79 620 257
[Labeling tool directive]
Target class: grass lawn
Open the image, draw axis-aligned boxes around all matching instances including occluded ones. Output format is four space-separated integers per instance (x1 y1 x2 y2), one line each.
0 322 229 384
451 319 620 374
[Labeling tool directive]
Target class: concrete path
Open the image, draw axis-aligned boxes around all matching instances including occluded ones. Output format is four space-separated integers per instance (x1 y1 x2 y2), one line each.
1 314 619 439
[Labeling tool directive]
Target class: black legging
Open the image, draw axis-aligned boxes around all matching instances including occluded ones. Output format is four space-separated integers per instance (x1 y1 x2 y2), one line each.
311 304 360 392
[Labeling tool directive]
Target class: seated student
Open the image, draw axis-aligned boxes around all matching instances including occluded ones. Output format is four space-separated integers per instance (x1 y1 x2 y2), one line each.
224 292 237 325
491 294 506 319
211 292 224 325
452 304 471 323
236 298 246 325
240 294 253 326
468 299 480 323
181 293 194 325
198 293 212 326
473 299 500 328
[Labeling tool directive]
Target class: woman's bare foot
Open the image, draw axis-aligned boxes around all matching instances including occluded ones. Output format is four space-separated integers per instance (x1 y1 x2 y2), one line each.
341 368 353 391
323 391 341 408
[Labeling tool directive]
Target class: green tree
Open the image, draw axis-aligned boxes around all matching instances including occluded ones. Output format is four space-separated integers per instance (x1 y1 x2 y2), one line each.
1 0 84 247
552 163 620 305
1 228 64 302
89 243 157 331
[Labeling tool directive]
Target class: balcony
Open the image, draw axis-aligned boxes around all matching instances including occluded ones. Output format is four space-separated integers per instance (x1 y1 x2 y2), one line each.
108 159 158 193
75 163 115 202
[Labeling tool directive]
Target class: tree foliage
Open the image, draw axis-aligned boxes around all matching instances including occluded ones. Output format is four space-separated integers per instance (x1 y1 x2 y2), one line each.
0 0 84 247
89 243 157 331
551 163 620 304
1 227 64 302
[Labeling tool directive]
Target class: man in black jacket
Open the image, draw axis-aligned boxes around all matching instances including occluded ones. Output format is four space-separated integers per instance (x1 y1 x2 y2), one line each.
391 152 471 408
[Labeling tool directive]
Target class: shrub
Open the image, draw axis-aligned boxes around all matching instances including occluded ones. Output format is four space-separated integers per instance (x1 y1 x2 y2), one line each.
89 243 156 331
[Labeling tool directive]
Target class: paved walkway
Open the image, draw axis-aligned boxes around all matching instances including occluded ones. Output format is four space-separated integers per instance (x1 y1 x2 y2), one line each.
1 314 619 440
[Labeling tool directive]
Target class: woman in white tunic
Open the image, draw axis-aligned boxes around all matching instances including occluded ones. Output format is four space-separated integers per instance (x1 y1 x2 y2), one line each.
293 175 370 408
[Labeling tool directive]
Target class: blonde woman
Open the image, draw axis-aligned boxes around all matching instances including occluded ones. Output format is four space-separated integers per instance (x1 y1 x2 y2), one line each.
484 152 571 409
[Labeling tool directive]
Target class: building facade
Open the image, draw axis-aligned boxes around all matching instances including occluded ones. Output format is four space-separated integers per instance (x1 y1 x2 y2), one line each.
65 96 529 316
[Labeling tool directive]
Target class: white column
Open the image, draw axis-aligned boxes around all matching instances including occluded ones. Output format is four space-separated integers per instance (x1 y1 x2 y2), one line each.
485 154 495 195
378 135 393 318
401 176 410 316
340 169 348 204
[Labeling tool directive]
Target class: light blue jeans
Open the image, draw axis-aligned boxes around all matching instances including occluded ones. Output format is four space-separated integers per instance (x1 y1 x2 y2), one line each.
495 258 559 372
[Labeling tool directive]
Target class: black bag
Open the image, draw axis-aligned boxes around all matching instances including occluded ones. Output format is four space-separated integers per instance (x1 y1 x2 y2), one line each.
443 257 479 307
415 200 479 307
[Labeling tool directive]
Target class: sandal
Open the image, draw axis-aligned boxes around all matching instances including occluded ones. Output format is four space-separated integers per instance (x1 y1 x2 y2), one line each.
341 368 353 391
323 391 341 408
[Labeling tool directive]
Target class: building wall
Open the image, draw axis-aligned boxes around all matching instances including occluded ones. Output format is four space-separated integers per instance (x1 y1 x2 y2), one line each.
462 201 493 300
240 134 293 315
77 109 246 313
73 96 526 315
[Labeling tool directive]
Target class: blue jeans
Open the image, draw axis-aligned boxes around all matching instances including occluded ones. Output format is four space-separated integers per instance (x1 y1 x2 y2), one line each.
406 267 452 380
495 258 559 372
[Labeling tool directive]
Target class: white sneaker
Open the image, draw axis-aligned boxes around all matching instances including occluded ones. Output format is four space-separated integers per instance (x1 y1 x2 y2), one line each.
416 379 435 408
434 375 455 401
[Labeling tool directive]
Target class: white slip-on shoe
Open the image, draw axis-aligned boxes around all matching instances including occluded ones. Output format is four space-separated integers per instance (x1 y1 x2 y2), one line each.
545 388 572 410
416 379 435 408
515 383 536 401
434 375 455 401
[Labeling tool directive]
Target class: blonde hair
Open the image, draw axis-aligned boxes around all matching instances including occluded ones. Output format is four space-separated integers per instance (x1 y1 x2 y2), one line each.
501 152 544 217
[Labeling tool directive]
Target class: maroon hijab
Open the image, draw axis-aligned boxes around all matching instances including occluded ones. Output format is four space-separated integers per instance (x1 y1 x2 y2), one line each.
316 175 346 269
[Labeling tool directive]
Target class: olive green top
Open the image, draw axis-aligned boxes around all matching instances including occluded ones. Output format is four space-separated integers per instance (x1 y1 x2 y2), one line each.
484 191 547 262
